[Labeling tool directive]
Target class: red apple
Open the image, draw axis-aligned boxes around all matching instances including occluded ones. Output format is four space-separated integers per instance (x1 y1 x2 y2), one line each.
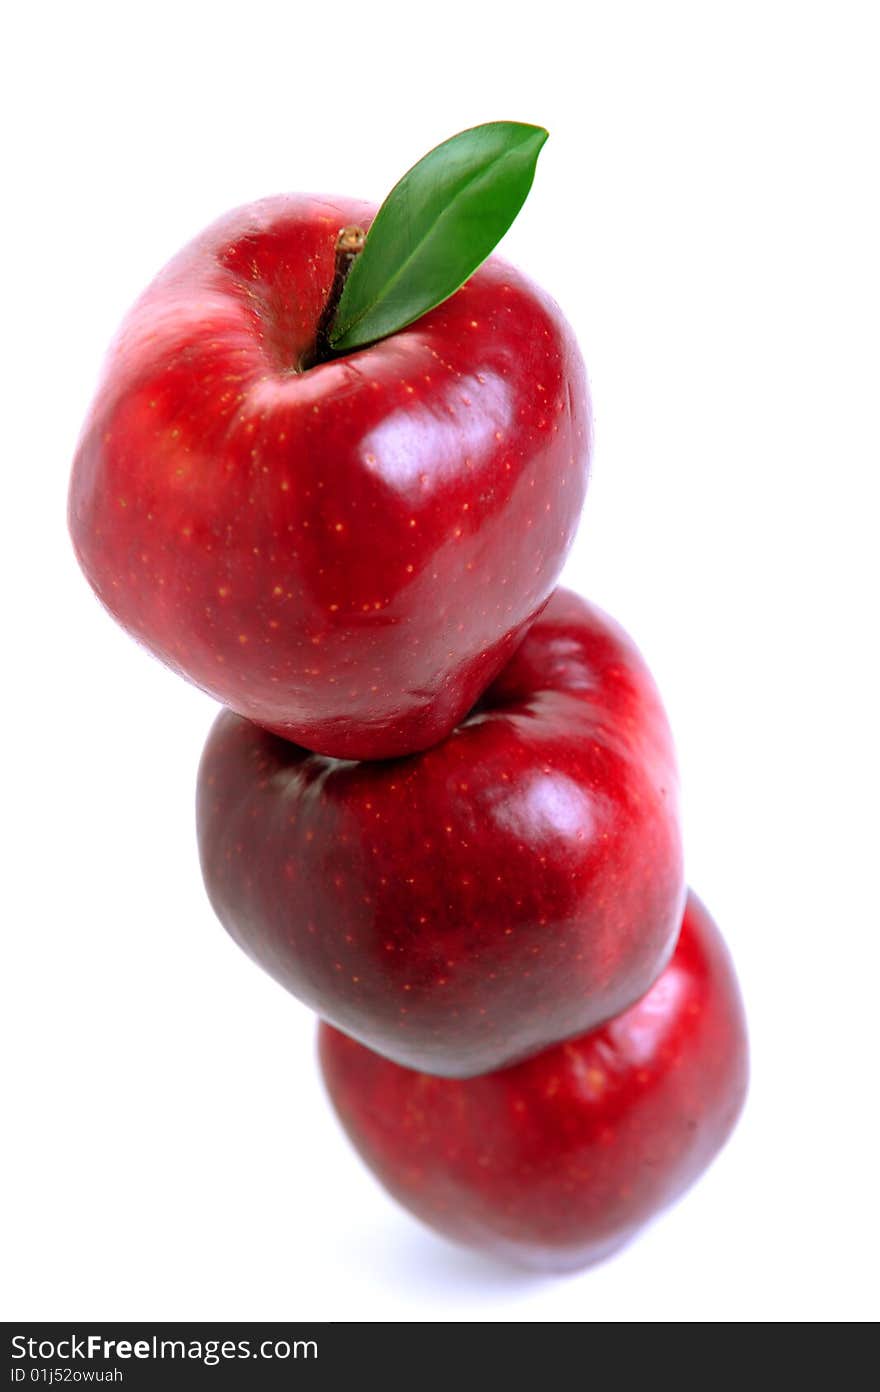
319 891 748 1272
196 588 684 1076
68 194 590 760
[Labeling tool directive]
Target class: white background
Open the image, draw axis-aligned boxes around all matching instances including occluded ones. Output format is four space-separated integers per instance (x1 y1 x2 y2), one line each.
3 1 878 1322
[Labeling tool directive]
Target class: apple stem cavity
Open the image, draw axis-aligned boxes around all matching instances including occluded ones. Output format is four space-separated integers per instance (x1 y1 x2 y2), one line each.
304 225 366 369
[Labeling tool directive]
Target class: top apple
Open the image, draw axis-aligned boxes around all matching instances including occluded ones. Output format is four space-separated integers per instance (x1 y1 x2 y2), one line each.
69 123 591 759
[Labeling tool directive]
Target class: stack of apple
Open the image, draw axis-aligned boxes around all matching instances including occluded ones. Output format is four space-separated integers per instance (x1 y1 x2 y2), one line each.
69 125 747 1271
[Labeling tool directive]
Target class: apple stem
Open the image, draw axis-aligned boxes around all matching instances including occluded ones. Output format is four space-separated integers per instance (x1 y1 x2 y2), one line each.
304 225 366 368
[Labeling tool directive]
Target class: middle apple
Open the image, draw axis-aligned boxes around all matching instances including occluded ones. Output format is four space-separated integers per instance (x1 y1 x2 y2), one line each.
196 589 685 1076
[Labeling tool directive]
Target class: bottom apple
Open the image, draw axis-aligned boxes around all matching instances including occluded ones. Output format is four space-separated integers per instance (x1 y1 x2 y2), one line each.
319 891 747 1272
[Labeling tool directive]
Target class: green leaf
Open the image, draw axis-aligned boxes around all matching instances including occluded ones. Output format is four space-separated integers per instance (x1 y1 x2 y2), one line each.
328 121 548 352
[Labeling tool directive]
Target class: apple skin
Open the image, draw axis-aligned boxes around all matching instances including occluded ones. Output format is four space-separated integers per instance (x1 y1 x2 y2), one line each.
196 588 684 1077
319 891 748 1272
68 194 590 760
